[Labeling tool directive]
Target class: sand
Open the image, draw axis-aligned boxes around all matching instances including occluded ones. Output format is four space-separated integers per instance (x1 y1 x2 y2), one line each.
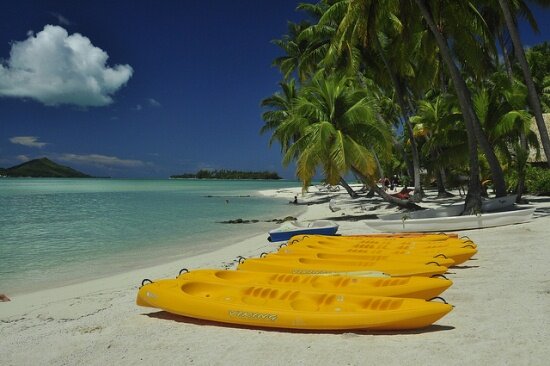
1 187 550 365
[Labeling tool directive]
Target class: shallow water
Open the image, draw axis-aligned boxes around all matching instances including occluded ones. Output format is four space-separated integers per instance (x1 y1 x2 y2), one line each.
0 178 303 295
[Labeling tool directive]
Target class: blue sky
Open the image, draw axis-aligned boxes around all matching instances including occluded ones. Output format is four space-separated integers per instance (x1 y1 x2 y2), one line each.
0 1 549 178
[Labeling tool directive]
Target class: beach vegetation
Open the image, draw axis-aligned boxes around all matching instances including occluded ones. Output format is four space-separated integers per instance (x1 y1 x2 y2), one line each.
171 170 281 180
262 0 550 213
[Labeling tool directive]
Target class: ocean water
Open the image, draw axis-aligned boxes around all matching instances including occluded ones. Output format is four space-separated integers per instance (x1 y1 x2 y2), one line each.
0 178 304 295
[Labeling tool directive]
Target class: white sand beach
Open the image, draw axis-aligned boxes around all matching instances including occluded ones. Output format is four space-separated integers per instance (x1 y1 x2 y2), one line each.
1 187 550 365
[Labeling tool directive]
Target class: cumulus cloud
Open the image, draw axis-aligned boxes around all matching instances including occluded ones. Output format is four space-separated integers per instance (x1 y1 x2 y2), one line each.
58 153 145 168
0 25 133 106
10 136 48 148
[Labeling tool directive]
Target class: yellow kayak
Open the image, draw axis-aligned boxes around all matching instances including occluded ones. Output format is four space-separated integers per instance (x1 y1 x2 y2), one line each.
289 234 476 248
175 269 452 299
237 256 448 277
292 233 460 242
275 247 455 267
137 278 452 330
282 242 476 265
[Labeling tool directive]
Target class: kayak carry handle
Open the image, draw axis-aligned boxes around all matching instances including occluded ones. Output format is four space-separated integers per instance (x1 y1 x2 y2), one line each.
430 274 449 280
429 296 448 304
279 243 288 249
425 261 440 266
236 256 246 264
140 279 153 288
260 252 268 258
434 254 448 259
177 268 189 278
462 244 476 249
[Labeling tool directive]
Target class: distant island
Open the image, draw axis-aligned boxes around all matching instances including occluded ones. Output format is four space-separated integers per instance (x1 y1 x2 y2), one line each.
0 157 91 178
171 169 281 180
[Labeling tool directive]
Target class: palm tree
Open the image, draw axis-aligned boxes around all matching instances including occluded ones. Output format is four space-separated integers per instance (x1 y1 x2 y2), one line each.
413 0 517 213
260 79 298 139
411 93 467 197
472 72 539 201
497 0 550 168
320 0 426 202
268 73 420 208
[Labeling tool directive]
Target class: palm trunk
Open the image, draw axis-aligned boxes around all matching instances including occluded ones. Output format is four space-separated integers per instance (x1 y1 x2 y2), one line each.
497 31 513 78
339 177 358 198
498 0 550 168
375 47 423 201
516 134 528 203
415 0 483 213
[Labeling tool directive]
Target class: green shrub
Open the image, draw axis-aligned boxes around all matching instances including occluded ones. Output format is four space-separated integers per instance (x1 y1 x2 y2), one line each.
525 166 550 195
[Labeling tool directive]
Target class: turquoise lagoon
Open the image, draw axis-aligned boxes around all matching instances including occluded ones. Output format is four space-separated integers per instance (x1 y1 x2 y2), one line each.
0 179 304 295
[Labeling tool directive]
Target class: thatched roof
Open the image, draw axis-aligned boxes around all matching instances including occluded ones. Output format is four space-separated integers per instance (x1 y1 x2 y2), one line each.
528 113 550 163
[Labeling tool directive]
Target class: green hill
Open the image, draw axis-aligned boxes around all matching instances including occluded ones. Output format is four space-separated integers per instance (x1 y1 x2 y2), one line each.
3 158 91 178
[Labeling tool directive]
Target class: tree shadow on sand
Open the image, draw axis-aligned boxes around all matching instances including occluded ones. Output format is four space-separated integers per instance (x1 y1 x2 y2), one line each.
143 311 454 335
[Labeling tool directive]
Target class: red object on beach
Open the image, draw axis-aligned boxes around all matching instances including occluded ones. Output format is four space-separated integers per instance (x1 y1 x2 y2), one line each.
391 188 412 199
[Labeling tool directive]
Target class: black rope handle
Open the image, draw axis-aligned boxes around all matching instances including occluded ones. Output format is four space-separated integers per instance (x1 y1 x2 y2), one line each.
429 296 448 304
425 261 441 266
177 268 189 278
462 244 476 249
279 243 288 249
236 256 247 264
434 254 448 259
140 278 153 288
260 252 269 258
430 274 449 280
459 235 471 240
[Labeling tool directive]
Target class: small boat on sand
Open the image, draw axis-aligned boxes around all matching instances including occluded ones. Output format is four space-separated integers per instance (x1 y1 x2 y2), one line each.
137 276 452 330
366 206 535 233
268 220 338 242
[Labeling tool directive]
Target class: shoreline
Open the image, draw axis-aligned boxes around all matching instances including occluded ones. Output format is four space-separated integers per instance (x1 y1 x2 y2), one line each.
2 187 550 365
0 180 305 296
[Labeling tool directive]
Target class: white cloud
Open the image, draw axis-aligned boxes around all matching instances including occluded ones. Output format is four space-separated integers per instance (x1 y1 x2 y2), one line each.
0 25 133 107
49 12 72 26
147 98 161 107
58 153 145 168
10 136 48 148
16 155 31 162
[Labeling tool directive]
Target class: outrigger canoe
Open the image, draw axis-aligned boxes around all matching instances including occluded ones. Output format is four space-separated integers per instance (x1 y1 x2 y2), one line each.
137 277 452 330
366 206 535 233
175 269 452 299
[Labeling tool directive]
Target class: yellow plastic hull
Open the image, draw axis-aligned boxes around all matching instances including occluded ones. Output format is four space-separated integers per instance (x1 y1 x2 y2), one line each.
137 278 452 330
275 248 456 267
283 242 476 265
176 269 452 299
286 237 477 265
289 234 476 248
237 256 448 277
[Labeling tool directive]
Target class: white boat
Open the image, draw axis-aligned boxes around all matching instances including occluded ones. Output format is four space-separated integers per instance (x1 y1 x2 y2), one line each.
268 220 339 242
365 206 535 232
379 195 518 221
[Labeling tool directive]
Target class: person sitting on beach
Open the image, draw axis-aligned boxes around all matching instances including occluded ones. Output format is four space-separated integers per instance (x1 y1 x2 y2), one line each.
383 177 390 192
291 195 298 204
